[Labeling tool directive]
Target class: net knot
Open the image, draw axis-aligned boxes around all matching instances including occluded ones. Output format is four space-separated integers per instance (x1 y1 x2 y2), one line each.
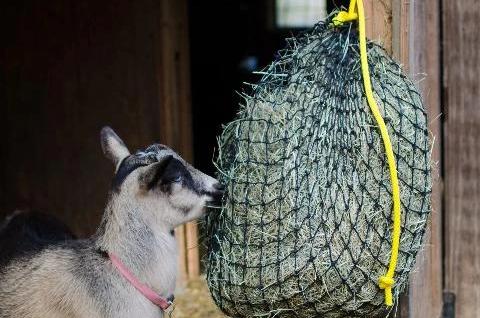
378 276 395 306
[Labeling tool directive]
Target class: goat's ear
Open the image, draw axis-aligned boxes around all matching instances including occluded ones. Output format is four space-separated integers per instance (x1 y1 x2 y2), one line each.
100 126 130 168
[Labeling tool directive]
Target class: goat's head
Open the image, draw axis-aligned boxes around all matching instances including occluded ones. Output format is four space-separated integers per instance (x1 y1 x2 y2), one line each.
100 126 224 230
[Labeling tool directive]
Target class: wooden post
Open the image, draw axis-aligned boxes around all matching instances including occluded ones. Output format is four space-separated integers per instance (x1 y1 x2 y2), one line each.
404 1 443 317
173 0 202 280
443 0 480 317
186 222 200 278
363 0 392 53
391 0 409 68
155 0 199 285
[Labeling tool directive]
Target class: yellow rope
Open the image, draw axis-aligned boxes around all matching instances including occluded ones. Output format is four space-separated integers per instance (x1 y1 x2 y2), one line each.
333 0 401 307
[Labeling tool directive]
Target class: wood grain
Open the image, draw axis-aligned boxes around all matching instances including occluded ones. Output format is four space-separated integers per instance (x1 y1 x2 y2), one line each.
443 0 480 317
406 1 443 317
392 0 410 70
363 0 393 53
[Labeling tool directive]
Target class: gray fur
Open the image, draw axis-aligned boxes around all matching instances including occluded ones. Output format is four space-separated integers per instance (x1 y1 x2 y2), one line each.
0 127 223 318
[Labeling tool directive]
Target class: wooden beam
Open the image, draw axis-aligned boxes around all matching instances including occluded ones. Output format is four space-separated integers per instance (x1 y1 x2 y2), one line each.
175 225 188 287
405 1 443 317
155 0 199 284
155 0 197 285
443 0 480 317
363 0 392 53
173 0 201 280
391 0 409 70
186 222 200 278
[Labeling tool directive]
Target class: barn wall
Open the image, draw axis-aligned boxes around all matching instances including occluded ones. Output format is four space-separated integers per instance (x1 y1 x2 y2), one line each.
0 0 194 278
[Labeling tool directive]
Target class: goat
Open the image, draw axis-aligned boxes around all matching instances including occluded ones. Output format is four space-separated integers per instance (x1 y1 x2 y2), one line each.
0 127 224 318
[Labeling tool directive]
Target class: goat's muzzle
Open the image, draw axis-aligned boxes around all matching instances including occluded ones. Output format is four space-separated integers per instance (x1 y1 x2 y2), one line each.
206 183 225 207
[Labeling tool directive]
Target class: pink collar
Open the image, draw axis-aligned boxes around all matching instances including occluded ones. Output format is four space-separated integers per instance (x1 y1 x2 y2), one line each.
108 252 173 311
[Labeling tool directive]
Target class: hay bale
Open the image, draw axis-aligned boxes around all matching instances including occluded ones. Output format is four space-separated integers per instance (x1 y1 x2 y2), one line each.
206 20 431 318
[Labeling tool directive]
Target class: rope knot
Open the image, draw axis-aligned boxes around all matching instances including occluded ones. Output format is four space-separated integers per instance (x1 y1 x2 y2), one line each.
378 276 395 306
332 11 358 26
378 276 394 289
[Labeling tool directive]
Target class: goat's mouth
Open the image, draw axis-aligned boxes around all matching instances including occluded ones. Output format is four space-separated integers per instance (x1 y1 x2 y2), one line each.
204 184 225 208
205 192 224 208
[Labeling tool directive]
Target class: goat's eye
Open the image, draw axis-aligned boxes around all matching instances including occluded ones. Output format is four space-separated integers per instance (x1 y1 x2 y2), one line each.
173 175 182 183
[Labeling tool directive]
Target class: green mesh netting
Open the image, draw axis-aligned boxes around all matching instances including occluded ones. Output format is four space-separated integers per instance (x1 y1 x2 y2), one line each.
206 18 432 318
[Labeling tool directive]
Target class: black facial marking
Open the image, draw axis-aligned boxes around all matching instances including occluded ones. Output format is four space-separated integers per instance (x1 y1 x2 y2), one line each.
162 159 200 195
111 144 167 191
144 157 198 194
145 155 175 190
112 157 145 190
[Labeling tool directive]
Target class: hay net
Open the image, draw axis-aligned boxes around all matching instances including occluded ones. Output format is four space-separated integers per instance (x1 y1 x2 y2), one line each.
206 17 432 318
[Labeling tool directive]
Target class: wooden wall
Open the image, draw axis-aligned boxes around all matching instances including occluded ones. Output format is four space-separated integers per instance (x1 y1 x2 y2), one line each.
404 1 443 317
0 0 196 281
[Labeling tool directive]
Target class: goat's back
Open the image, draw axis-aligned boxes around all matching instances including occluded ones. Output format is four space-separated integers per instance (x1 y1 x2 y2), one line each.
0 210 76 268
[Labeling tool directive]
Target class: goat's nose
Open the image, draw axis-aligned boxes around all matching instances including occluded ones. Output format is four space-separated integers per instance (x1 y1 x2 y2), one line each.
208 183 225 207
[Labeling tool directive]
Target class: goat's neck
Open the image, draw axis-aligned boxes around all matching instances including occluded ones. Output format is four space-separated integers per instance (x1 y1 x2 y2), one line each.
95 197 177 296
